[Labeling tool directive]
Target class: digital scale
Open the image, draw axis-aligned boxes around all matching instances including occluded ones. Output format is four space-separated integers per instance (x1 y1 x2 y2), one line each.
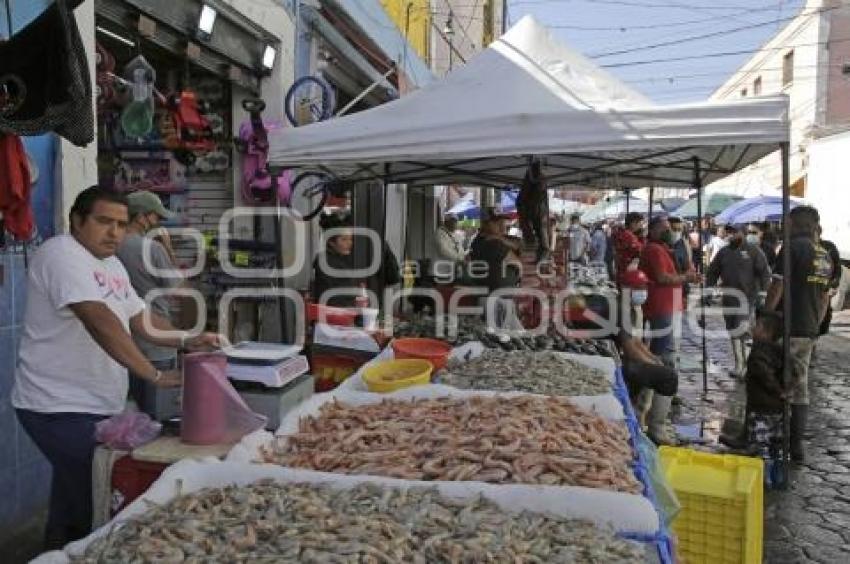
136 342 314 430
225 342 313 430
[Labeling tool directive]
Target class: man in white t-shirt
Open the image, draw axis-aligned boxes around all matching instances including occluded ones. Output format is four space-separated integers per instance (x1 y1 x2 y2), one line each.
566 213 591 264
11 186 225 549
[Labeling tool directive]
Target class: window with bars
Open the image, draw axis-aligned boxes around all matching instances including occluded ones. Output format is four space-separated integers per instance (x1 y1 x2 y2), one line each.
754 76 762 95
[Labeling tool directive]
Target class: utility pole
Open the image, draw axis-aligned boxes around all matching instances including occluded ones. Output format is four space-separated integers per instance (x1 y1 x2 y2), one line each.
483 0 494 46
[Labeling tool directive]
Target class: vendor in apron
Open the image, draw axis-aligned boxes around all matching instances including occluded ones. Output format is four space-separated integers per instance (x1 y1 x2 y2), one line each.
11 187 226 549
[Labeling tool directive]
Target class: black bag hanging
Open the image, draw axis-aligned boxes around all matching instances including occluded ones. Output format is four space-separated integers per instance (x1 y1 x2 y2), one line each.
0 1 94 146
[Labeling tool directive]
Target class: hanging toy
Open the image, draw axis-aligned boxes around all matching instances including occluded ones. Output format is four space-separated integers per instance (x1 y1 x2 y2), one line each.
120 55 156 138
167 90 215 152
236 98 292 205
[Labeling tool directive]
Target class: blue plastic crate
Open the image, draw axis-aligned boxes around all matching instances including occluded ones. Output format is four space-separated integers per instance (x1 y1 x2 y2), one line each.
613 366 676 564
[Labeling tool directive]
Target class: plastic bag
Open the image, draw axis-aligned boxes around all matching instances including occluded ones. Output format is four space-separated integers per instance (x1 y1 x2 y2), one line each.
95 411 162 450
181 353 267 445
635 432 681 527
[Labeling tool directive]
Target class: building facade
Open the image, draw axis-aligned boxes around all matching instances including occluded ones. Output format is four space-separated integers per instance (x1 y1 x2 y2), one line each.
379 1 505 77
707 0 850 197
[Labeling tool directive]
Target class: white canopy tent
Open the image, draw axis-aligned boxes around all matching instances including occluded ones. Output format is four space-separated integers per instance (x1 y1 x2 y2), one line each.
269 17 797 465
268 16 789 190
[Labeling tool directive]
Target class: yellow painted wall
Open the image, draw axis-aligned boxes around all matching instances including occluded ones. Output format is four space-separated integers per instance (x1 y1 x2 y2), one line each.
380 0 431 62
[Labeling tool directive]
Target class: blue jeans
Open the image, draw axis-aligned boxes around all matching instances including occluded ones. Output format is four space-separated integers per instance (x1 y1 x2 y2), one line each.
647 314 675 367
15 409 108 549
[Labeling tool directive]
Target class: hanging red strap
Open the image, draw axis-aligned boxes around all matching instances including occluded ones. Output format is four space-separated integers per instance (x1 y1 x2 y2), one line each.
0 133 34 240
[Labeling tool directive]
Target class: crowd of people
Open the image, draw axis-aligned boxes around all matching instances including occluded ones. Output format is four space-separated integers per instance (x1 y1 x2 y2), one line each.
308 195 844 458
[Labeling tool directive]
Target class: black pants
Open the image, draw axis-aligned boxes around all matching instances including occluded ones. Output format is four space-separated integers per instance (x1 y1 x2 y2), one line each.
15 409 107 549
623 360 678 397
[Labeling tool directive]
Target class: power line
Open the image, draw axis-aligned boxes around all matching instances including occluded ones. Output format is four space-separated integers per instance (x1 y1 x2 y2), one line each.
589 6 835 58
599 35 850 68
625 61 850 85
510 0 790 11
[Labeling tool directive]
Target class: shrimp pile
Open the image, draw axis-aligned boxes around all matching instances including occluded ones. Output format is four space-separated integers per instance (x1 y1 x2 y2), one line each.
74 482 644 563
262 396 641 494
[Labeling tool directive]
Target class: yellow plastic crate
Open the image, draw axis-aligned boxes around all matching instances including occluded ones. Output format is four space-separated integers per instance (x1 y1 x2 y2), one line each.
659 447 763 564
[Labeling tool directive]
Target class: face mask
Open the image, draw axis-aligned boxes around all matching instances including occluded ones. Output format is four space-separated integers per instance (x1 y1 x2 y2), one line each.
631 289 648 306
746 234 759 245
660 230 674 245
670 231 682 244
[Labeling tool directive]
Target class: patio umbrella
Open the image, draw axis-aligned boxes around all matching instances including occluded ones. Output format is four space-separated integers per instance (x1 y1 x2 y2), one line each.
659 197 686 212
499 189 518 213
581 195 662 224
672 193 743 218
447 195 479 219
714 195 803 225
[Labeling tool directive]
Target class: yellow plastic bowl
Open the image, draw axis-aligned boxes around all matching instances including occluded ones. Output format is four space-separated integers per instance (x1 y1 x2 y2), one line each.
362 359 433 393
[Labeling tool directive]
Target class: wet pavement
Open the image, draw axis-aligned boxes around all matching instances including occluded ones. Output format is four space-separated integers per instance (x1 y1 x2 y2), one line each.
674 308 850 563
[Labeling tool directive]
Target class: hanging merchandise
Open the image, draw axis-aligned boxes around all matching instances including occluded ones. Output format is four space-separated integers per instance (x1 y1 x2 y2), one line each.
168 90 215 152
95 42 119 111
0 133 34 240
237 98 292 205
0 1 93 146
120 55 156 138
112 152 187 193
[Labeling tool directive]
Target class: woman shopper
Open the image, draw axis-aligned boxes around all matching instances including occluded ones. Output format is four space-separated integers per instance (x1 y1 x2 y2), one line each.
312 214 362 308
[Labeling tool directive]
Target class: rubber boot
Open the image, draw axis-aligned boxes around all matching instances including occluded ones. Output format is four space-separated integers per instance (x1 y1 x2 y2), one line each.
634 389 654 430
730 338 745 379
720 408 750 451
647 394 677 446
790 404 808 463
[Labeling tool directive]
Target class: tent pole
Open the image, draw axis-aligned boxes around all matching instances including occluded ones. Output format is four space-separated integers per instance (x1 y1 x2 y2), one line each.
648 186 655 223
780 142 792 489
694 157 708 395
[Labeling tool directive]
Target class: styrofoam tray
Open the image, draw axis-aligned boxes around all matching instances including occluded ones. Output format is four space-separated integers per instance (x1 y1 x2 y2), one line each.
32 457 659 563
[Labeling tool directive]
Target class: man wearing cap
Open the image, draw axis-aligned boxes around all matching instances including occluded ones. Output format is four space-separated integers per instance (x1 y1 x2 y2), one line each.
12 187 225 548
706 224 771 378
116 191 184 400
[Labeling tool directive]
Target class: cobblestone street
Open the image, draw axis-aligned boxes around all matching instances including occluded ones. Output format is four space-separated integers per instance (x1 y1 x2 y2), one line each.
676 308 850 563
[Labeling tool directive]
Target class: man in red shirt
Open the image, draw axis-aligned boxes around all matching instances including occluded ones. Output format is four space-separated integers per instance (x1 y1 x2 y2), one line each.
613 212 645 284
639 216 701 444
640 216 702 365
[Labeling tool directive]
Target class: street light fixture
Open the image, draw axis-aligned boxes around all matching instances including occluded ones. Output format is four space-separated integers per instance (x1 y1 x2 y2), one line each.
197 4 217 40
262 45 277 72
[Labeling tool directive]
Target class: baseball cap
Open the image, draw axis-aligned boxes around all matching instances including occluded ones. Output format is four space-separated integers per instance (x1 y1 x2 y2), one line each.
127 190 174 219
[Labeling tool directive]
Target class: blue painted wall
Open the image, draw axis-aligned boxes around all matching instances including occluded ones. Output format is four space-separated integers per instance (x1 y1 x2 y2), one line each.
1 0 59 551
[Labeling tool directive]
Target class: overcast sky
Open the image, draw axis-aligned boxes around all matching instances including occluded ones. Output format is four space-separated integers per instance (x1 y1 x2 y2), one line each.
505 0 807 104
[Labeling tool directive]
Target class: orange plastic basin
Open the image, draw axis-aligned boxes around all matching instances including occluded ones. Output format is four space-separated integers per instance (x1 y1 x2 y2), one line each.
391 338 452 371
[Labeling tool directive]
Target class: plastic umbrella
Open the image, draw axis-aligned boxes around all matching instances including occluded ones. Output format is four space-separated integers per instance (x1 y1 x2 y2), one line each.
672 193 744 218
447 197 479 220
581 195 662 224
714 195 802 225
499 189 518 212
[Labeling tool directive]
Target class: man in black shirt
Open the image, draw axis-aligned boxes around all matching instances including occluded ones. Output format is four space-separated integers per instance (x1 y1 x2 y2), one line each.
766 206 834 462
706 224 771 378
